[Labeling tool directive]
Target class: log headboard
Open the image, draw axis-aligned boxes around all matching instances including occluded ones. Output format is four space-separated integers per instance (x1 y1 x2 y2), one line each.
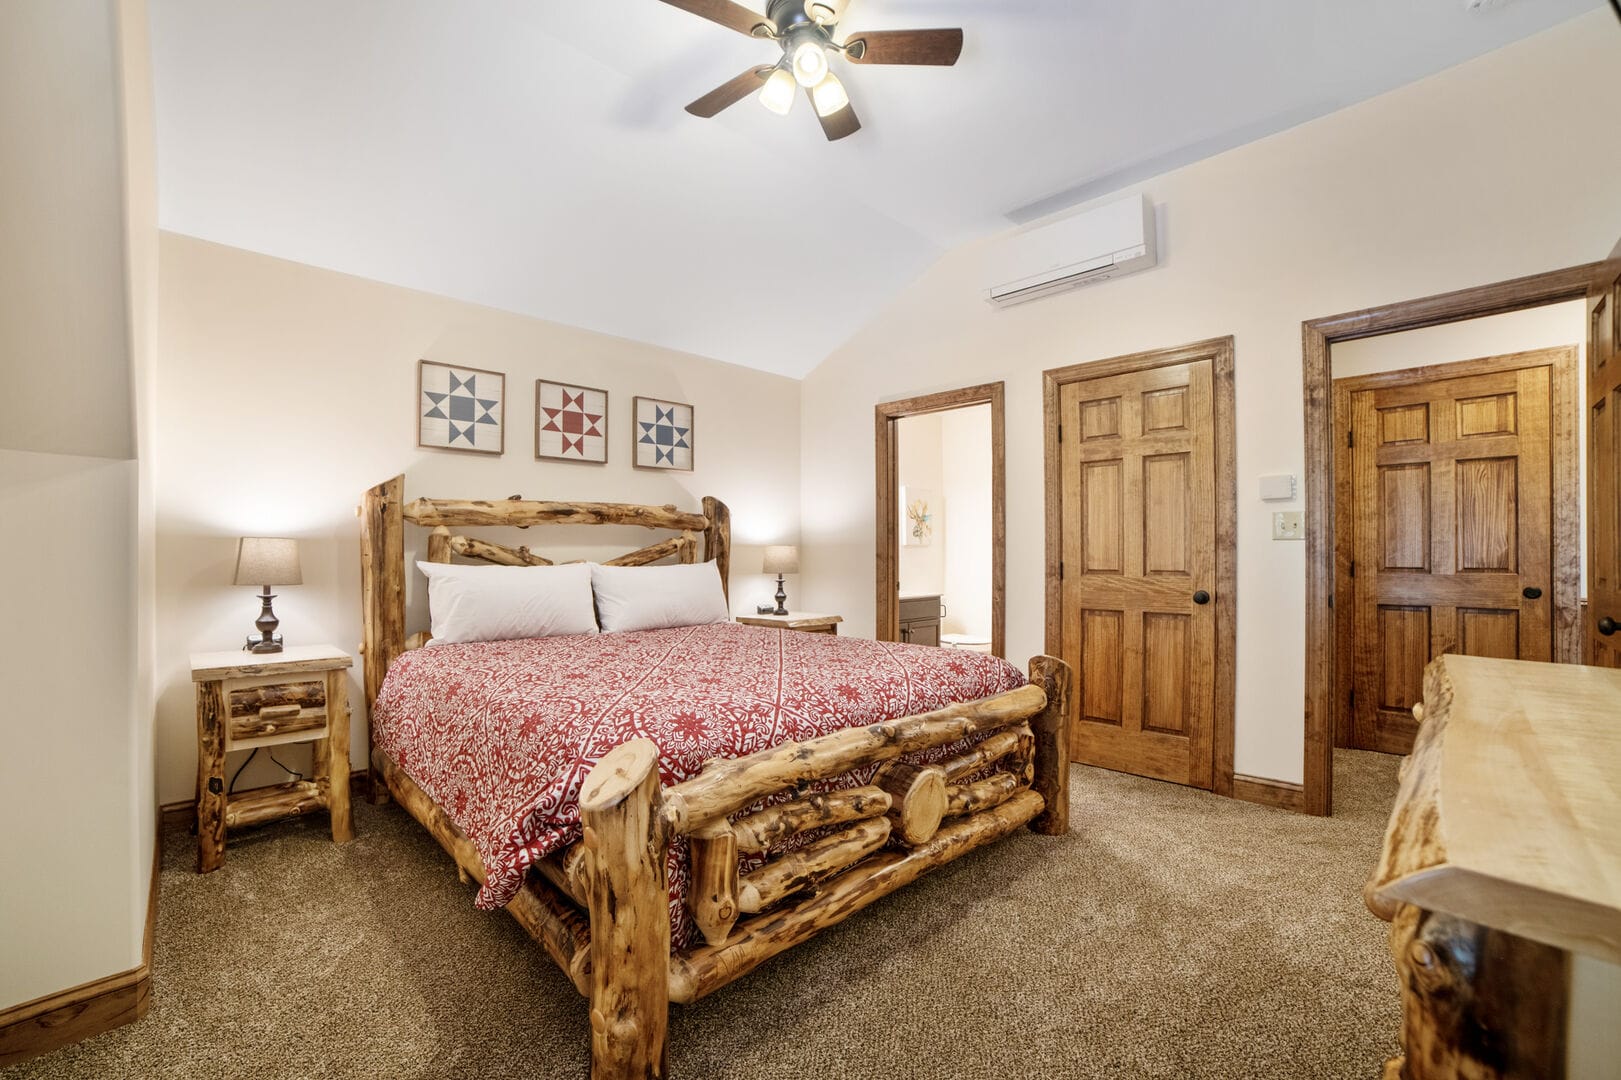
358 474 731 783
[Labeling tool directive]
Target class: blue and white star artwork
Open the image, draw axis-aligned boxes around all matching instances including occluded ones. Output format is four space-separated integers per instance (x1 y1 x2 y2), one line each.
419 360 505 455
633 396 694 471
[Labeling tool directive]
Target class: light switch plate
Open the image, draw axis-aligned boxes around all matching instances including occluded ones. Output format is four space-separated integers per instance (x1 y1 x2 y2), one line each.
1273 511 1305 540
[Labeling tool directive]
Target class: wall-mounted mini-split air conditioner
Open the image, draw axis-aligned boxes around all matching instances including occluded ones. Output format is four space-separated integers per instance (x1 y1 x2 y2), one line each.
983 193 1158 309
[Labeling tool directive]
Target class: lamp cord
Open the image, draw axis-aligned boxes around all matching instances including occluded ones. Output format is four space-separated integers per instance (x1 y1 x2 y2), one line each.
1613 0 1621 26
227 747 306 795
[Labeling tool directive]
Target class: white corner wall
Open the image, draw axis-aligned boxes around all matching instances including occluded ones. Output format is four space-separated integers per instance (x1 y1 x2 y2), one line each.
152 235 803 804
799 11 1621 785
896 412 945 598
940 405 993 639
0 0 155 1011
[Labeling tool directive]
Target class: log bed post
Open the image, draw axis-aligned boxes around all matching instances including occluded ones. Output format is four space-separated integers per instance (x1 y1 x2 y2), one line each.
1027 655 1071 835
359 474 406 804
701 496 731 605
580 739 671 1080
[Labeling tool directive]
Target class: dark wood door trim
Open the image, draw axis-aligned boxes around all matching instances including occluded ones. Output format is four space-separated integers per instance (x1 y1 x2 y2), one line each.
1303 262 1602 814
1331 345 1583 749
874 383 1006 658
1042 337 1238 799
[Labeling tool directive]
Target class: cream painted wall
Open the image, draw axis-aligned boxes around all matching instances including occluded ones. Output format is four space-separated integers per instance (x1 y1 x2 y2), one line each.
117 0 160 979
0 0 154 1010
1332 300 1588 595
152 235 802 804
896 412 945 598
0 1 135 462
940 405 993 640
799 12 1621 785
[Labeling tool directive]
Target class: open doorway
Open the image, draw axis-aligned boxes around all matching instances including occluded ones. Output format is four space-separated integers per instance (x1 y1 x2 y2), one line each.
1329 309 1585 756
875 384 1005 658
1302 260 1608 815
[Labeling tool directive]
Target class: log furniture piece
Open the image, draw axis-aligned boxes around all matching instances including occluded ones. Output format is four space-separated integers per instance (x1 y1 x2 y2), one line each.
1366 654 1621 1080
357 474 1072 1079
190 645 355 873
732 612 843 635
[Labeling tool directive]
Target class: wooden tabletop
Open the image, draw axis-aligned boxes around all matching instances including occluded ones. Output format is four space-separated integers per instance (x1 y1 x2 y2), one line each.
1368 654 1621 963
734 613 844 630
190 644 353 682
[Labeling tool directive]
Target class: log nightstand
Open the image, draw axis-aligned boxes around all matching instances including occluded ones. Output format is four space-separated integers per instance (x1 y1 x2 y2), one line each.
190 645 355 873
734 613 843 635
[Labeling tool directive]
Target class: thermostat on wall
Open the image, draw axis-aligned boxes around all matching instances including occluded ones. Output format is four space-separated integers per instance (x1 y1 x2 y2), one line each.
1258 474 1296 501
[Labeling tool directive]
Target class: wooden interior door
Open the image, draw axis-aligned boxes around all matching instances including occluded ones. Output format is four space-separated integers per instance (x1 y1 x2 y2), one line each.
1347 353 1566 754
1588 241 1621 668
1058 359 1217 788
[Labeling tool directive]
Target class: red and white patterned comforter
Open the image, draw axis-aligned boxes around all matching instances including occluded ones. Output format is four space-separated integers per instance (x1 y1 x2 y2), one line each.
373 621 1026 947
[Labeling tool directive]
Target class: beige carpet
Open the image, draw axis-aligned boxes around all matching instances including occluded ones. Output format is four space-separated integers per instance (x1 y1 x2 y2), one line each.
9 752 1402 1079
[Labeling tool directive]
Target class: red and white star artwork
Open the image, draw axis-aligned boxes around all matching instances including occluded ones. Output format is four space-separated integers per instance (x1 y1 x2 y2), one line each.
535 380 608 463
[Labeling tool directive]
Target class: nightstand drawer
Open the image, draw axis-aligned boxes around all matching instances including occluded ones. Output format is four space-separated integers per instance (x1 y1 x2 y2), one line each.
228 680 327 742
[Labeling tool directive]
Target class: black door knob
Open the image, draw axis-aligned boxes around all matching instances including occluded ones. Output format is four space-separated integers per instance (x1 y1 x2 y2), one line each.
1193 590 1211 605
1522 586 1543 600
1600 616 1619 637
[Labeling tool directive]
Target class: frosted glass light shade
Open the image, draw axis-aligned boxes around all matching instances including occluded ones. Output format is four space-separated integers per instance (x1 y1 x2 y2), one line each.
234 537 302 586
763 545 800 575
759 68 797 115
810 72 849 118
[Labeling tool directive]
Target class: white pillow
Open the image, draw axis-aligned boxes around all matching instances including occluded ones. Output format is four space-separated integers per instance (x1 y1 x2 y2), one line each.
591 561 730 633
417 561 599 644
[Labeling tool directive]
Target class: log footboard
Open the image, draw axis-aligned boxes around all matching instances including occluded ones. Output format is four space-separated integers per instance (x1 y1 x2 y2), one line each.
579 653 1071 1079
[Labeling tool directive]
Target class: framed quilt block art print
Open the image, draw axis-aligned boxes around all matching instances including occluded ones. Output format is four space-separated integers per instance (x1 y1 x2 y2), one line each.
536 380 608 464
633 396 694 471
418 360 504 455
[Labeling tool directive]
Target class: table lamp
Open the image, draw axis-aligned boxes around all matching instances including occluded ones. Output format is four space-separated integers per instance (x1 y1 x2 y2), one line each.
234 537 302 653
762 545 800 616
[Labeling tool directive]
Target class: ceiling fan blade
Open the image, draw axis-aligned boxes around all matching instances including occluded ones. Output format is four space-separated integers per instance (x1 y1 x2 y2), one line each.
656 0 776 38
686 67 774 118
844 28 963 65
809 88 860 142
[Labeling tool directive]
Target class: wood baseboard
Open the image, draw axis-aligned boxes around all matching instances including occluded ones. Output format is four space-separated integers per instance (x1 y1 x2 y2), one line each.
0 823 161 1067
1231 773 1307 814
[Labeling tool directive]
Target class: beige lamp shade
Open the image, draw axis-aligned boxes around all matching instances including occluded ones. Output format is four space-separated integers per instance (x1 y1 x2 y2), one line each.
762 545 800 575
233 537 302 586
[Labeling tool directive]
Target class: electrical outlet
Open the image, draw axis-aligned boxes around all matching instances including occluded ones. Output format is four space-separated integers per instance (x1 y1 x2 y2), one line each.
1272 511 1305 541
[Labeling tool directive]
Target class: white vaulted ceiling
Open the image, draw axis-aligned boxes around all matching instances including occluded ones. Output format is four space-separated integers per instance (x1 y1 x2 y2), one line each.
150 0 1598 377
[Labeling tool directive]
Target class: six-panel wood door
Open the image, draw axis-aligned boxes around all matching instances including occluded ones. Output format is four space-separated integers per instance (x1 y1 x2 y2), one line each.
1059 360 1216 788
1348 359 1557 753
1589 246 1621 668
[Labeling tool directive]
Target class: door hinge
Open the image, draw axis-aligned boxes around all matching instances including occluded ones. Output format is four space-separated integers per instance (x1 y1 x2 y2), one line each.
1328 593 1334 610
1059 560 1065 580
1349 561 1356 579
1057 424 1063 444
1349 689 1355 709
1347 430 1354 448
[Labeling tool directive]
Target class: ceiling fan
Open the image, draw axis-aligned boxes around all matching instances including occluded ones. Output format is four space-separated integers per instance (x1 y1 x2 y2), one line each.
662 0 964 141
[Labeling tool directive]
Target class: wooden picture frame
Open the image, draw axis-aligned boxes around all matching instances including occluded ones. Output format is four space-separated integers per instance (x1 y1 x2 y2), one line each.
535 379 609 465
633 396 695 472
418 360 505 456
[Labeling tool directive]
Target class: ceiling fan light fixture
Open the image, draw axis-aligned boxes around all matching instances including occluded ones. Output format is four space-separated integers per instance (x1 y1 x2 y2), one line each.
759 67 797 115
791 40 830 87
810 71 849 118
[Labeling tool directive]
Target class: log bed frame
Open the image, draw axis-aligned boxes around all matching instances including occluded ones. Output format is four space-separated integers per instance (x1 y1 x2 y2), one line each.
358 474 1072 1079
